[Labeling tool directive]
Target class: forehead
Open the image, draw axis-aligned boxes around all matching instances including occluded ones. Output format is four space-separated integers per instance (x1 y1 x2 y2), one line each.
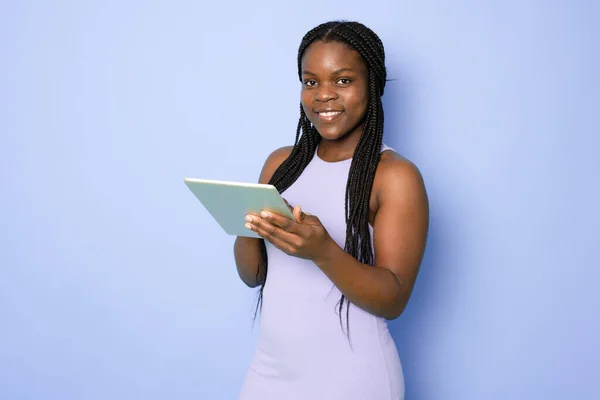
301 41 366 74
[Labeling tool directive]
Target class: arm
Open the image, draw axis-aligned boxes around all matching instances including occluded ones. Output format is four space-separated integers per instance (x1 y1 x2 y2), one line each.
315 158 429 319
233 146 294 288
246 156 429 318
234 236 267 288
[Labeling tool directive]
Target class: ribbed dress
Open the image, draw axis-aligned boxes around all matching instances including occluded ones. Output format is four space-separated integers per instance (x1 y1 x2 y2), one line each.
239 144 404 400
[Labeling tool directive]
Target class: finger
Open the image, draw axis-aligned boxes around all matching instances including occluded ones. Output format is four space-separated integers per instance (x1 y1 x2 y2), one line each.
293 206 306 222
292 208 320 227
260 211 297 233
248 214 297 241
302 214 320 226
257 227 296 255
248 216 299 252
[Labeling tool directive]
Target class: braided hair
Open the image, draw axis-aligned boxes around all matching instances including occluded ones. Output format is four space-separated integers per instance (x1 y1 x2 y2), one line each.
256 21 387 334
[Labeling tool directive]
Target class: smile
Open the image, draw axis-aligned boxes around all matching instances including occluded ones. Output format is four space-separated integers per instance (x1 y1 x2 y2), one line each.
316 110 344 122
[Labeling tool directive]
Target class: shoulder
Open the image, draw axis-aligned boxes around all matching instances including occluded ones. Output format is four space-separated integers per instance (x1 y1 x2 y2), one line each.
258 146 294 184
376 150 427 205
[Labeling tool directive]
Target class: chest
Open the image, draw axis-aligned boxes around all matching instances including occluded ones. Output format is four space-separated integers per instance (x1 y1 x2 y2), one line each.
281 157 379 249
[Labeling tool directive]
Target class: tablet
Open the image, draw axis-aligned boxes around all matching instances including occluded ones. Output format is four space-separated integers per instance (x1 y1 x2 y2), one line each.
184 178 295 238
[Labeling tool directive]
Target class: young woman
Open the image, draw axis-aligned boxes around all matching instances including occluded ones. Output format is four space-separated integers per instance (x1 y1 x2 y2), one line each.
234 20 429 400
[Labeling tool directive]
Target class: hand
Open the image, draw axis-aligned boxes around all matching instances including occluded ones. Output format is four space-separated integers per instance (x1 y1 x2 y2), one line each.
245 202 334 262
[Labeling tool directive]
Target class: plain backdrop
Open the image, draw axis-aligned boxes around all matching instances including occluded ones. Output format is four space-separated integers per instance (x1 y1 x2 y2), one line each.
1 1 599 399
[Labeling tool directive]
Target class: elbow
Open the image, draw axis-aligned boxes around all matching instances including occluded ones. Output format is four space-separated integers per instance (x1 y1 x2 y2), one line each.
238 273 262 288
377 278 407 320
242 279 260 289
380 290 408 320
376 296 406 320
237 268 265 289
382 303 406 320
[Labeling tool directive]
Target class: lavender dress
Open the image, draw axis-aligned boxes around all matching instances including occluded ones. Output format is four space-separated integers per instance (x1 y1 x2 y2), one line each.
239 144 405 400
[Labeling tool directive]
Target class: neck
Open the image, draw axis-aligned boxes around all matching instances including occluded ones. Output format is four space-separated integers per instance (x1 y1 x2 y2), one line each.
317 123 364 162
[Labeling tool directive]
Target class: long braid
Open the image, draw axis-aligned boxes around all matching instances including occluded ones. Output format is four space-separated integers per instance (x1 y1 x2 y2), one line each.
255 21 387 336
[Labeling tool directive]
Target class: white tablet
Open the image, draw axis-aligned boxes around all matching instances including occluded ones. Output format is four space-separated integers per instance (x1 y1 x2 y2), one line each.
184 178 295 238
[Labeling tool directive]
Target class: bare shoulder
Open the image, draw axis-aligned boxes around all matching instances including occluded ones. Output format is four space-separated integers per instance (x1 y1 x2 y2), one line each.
376 150 427 204
258 146 295 184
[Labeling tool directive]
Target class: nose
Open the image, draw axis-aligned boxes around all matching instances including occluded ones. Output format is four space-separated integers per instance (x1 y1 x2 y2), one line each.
315 83 338 102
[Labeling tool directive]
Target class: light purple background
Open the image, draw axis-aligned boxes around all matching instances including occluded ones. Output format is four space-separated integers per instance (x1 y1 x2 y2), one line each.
1 1 598 399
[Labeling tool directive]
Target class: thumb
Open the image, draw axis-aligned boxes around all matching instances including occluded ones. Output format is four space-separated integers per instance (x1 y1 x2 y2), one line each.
293 205 305 222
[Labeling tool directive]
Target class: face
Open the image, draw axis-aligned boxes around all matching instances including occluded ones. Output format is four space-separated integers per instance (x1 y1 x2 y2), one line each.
300 41 369 141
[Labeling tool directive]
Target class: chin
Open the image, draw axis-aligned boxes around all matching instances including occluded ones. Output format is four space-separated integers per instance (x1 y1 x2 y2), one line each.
315 125 347 141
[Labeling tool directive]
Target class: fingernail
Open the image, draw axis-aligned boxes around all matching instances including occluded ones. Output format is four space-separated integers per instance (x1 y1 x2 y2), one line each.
245 215 253 223
261 211 271 218
245 223 252 230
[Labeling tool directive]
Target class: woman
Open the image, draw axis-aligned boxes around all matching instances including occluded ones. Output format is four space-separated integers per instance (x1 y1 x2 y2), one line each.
234 20 429 399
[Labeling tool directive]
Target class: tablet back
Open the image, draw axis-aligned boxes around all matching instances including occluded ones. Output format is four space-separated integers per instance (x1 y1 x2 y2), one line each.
184 178 294 238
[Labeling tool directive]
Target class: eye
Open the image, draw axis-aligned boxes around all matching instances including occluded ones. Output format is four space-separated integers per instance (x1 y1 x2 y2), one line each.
337 78 352 85
303 80 317 87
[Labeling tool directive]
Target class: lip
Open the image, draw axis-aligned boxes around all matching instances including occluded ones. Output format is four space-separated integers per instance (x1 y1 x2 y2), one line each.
314 109 344 123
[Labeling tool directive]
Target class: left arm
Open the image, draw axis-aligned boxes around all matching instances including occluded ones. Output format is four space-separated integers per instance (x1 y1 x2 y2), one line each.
313 160 429 319
245 159 429 320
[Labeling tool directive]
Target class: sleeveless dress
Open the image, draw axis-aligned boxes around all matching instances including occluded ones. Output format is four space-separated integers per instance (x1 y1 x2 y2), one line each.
239 144 405 400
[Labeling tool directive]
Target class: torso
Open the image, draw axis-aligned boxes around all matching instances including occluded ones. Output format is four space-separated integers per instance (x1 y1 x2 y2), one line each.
239 143 405 400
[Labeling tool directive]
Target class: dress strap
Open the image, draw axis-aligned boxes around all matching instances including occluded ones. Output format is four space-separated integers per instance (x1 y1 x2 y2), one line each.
380 143 395 153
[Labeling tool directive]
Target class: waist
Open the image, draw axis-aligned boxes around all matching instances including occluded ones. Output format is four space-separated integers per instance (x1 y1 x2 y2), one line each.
258 286 392 351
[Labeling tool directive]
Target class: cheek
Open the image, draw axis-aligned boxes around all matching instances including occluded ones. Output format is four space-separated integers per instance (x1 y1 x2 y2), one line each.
347 89 369 120
301 91 313 120
358 85 370 117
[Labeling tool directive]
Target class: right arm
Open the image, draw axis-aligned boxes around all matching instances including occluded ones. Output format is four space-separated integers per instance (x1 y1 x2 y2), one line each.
233 146 294 287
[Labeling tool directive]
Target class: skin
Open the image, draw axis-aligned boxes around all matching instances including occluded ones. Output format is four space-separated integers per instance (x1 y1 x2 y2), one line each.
301 40 369 160
234 41 429 320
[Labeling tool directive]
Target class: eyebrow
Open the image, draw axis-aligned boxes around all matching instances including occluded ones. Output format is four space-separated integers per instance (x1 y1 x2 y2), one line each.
302 68 355 76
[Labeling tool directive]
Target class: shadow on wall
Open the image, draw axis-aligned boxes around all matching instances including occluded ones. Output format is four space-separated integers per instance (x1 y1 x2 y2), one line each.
383 68 447 400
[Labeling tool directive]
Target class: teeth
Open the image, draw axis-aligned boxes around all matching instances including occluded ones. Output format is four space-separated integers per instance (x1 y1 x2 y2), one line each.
319 111 341 117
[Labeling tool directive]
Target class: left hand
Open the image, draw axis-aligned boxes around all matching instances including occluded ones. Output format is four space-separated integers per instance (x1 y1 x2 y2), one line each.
245 204 333 262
